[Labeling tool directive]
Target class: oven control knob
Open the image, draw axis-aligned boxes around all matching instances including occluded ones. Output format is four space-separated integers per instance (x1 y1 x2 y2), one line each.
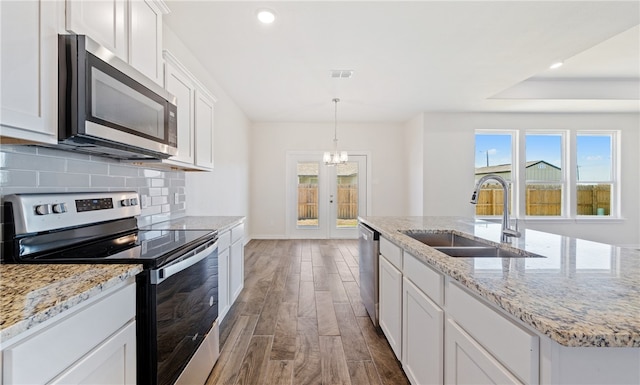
52 203 67 214
121 199 131 207
130 198 138 206
35 204 51 215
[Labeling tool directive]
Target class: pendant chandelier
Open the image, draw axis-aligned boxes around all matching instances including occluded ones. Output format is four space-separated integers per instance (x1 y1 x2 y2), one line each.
323 98 348 166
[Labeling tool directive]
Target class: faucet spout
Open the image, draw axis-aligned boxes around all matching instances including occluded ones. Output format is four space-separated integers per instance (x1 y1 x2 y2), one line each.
470 174 521 242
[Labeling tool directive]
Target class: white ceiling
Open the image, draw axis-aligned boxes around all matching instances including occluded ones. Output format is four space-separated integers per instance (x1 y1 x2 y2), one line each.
164 1 640 122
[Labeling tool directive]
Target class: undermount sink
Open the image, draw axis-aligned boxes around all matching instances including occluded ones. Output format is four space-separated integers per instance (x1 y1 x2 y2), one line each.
401 230 544 258
402 230 489 247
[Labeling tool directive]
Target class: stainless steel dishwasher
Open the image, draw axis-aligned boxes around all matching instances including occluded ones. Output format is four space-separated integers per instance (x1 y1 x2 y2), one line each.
359 222 380 327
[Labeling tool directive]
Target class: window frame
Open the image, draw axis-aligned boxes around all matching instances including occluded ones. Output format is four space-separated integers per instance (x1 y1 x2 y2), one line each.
474 129 620 221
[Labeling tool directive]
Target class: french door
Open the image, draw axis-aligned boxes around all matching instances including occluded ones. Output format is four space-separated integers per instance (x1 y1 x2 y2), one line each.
287 152 368 239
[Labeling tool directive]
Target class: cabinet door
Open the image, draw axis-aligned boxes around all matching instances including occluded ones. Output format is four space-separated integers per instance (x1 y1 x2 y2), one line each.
0 0 59 144
445 319 523 385
164 60 195 164
402 277 443 385
66 0 127 60
50 321 136 385
129 0 163 85
218 247 230 322
379 255 402 360
194 90 215 169
230 239 244 302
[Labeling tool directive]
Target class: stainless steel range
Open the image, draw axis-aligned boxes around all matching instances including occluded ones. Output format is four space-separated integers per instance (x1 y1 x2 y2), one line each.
2 191 220 385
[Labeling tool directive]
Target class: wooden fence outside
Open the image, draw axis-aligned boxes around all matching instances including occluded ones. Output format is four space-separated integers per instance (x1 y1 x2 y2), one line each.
475 184 611 216
298 184 358 220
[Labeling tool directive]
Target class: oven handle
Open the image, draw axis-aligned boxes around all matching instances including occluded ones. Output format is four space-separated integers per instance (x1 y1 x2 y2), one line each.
151 240 217 285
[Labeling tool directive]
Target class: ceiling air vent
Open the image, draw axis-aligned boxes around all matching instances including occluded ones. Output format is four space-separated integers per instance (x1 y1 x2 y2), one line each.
330 70 354 79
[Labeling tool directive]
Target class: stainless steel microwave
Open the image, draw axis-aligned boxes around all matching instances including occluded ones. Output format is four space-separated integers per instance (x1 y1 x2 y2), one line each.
58 34 177 160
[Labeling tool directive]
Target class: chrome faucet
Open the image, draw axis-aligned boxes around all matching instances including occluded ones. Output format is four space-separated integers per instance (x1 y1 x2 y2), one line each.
470 174 521 242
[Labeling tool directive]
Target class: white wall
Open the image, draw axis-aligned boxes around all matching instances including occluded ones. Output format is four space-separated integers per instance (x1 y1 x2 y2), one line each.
250 122 408 238
163 26 251 222
420 112 640 246
405 114 424 216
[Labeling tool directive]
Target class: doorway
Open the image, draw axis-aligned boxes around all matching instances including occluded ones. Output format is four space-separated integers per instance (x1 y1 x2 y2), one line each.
286 152 369 239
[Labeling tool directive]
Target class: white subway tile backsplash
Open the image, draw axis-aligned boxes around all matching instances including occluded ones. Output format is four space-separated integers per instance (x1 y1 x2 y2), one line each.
1 151 66 171
0 146 186 225
151 196 168 205
91 175 126 187
151 178 165 187
67 159 109 174
0 170 38 187
109 164 140 177
40 172 91 187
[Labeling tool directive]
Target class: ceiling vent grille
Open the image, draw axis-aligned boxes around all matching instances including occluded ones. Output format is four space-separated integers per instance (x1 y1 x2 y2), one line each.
330 70 354 79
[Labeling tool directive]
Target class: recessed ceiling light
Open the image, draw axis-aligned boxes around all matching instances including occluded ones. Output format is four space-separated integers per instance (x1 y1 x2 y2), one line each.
330 70 354 79
256 9 276 24
549 61 564 69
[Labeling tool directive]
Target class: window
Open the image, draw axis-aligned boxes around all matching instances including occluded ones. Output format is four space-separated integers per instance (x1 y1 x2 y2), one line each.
474 130 619 219
525 134 564 216
576 133 613 216
474 133 514 216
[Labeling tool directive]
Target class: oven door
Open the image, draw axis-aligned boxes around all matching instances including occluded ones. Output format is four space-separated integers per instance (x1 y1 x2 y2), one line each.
143 239 218 385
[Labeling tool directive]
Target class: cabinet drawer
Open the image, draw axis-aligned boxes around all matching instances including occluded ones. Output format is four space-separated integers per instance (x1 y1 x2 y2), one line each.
3 282 136 384
218 230 231 251
447 282 539 385
403 252 443 306
231 223 245 244
380 237 402 269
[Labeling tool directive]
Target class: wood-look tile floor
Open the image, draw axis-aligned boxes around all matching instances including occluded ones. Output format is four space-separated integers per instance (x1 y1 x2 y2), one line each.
206 239 410 385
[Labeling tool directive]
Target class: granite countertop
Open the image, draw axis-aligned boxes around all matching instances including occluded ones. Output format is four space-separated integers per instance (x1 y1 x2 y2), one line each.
359 216 640 348
142 216 244 233
0 264 142 343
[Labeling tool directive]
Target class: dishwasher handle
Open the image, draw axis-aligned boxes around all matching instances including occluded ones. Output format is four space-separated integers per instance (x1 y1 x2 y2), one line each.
151 240 217 285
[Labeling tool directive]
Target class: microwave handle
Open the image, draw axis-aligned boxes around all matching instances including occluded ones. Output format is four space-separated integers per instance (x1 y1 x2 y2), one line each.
151 240 217 285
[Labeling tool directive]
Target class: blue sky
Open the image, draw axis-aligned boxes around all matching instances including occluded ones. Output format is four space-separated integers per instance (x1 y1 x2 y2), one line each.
475 134 611 181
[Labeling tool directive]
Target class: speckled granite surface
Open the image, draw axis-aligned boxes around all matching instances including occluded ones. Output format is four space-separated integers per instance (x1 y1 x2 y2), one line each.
0 264 142 343
142 216 244 233
359 216 640 348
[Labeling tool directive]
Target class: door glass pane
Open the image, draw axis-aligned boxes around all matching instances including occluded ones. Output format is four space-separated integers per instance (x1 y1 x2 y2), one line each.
336 162 358 228
297 162 319 228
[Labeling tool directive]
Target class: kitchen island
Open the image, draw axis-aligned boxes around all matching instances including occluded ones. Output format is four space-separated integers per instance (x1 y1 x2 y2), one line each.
360 216 639 385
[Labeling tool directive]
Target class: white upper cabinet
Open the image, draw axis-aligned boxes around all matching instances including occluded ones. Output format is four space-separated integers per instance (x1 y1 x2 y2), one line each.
161 50 216 171
165 57 195 164
66 0 168 85
129 0 166 85
0 0 61 144
194 90 215 169
65 0 127 60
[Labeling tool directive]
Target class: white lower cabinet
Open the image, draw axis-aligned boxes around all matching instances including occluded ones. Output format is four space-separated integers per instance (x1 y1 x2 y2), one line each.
229 223 245 302
2 281 136 384
50 321 136 385
218 245 230 321
379 254 403 360
445 319 523 385
402 277 443 385
218 222 245 322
